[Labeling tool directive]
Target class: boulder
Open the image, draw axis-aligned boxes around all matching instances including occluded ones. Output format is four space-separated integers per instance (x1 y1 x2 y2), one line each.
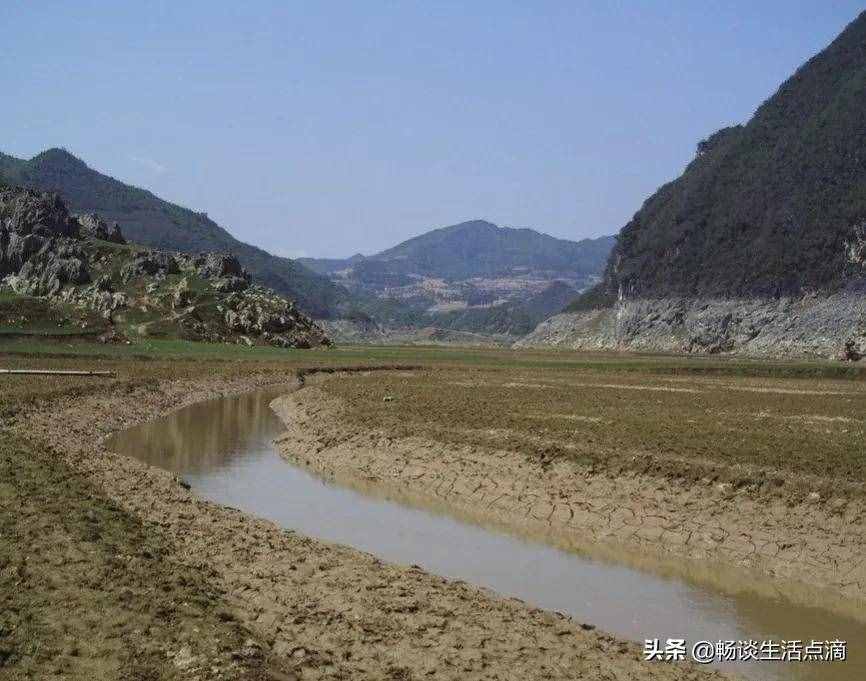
9 241 90 296
122 250 180 281
0 187 77 238
195 253 248 280
1 230 52 276
171 277 193 309
75 213 126 244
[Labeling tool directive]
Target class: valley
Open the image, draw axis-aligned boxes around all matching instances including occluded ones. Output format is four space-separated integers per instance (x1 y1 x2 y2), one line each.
3 4 866 681
2 342 864 679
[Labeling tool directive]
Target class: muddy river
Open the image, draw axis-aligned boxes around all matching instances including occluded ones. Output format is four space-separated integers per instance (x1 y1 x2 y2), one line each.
106 386 866 680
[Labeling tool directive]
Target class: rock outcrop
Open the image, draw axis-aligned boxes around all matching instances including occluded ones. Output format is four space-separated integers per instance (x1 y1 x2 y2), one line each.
550 14 866 360
517 291 866 360
0 184 329 348
2 187 90 295
192 252 250 293
10 241 91 296
0 186 77 239
75 213 125 244
121 250 180 280
223 288 326 348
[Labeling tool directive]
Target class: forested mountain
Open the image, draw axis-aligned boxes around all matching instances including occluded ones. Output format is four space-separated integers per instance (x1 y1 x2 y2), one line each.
574 11 866 310
303 220 614 283
300 220 613 336
0 149 614 334
0 148 349 317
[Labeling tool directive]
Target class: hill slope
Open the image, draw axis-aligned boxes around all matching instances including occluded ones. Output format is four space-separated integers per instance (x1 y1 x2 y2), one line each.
0 184 328 347
522 13 866 360
301 221 613 336
0 149 349 317
303 221 613 283
579 12 866 306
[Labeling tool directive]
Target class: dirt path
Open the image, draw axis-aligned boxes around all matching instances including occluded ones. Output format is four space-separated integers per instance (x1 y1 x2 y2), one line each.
5 370 722 681
272 383 866 613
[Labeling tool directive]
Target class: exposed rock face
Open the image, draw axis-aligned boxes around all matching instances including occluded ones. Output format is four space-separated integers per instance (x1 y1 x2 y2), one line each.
554 15 866 361
170 277 193 309
59 282 128 319
0 184 329 348
0 186 77 238
1 147 349 318
1 188 91 294
75 213 126 244
195 252 245 279
121 250 180 281
192 253 251 293
223 288 329 348
2 189 72 277
10 242 91 296
517 292 866 360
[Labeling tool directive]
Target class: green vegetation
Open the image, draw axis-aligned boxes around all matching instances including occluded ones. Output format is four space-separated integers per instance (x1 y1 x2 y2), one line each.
323 365 866 487
0 148 350 317
434 281 582 335
0 292 105 337
1 152 615 332
304 221 614 282
300 221 613 333
431 303 536 335
2 336 863 380
578 12 866 304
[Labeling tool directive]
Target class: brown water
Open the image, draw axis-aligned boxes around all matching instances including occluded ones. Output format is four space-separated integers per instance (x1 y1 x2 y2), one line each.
106 387 866 681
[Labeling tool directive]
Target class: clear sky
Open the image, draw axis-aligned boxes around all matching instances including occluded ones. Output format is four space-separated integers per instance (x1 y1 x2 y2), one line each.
2 2 863 258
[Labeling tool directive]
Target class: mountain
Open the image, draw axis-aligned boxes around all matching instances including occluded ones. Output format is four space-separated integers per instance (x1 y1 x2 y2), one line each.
525 13 866 359
432 280 579 336
301 221 614 335
578 13 866 306
303 220 614 282
0 184 328 348
0 148 349 318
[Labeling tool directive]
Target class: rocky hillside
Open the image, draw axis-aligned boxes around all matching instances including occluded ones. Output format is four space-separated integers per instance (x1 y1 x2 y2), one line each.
0 185 328 348
527 13 866 360
0 148 350 318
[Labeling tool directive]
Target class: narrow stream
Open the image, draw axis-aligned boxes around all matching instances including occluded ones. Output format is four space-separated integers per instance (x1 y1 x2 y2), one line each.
105 386 866 680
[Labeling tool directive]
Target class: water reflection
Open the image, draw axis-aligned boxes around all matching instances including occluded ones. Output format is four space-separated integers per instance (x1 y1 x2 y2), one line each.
106 388 866 681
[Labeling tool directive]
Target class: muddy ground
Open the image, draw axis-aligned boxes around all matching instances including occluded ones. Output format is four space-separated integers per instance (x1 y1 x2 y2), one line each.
272 371 866 609
1 367 721 681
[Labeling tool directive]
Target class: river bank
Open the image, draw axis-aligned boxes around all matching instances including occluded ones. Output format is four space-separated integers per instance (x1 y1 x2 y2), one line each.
271 375 866 611
4 365 722 680
515 294 866 360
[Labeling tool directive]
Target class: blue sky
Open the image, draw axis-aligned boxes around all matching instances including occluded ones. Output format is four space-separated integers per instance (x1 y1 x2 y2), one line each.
2 2 863 257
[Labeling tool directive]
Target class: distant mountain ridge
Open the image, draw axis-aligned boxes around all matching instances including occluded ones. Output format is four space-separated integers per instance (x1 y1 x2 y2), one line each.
0 148 615 338
0 148 349 317
302 220 614 282
301 220 614 337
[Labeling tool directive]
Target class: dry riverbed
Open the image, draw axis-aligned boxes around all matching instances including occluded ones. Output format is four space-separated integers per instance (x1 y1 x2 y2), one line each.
2 365 722 680
272 370 866 610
